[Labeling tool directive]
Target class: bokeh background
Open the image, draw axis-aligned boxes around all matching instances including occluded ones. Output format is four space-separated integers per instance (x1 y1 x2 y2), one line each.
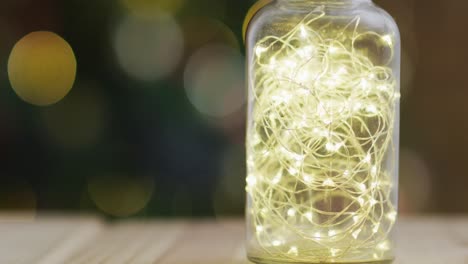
0 0 465 219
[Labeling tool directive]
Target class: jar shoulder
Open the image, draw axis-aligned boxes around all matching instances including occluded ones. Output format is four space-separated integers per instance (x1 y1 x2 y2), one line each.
361 4 400 38
247 2 400 44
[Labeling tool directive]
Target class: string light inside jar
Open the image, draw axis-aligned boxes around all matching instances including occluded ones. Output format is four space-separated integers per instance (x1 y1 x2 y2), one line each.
247 10 399 263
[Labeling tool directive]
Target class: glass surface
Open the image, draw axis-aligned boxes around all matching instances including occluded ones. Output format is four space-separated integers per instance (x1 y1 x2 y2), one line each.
245 0 401 263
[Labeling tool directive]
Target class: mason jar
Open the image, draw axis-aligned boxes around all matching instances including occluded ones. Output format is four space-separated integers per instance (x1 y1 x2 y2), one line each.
245 0 401 263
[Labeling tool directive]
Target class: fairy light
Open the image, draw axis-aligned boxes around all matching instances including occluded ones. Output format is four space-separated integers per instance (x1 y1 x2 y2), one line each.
353 215 361 224
287 208 296 217
358 183 367 192
305 212 313 221
246 175 257 187
372 223 381 234
246 9 399 263
272 240 282 247
357 197 365 206
377 241 390 251
322 178 336 187
256 225 264 233
382 35 393 46
314 232 322 239
288 246 299 256
387 211 397 222
303 174 313 184
330 248 340 257
352 228 362 239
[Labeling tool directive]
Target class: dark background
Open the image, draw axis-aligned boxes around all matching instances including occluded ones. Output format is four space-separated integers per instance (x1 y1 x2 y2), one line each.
0 0 465 219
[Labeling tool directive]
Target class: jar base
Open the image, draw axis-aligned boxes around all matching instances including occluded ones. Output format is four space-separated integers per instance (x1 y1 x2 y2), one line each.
248 256 394 264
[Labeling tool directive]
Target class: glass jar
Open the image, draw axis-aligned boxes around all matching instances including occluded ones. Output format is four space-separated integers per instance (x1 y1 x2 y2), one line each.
245 0 400 263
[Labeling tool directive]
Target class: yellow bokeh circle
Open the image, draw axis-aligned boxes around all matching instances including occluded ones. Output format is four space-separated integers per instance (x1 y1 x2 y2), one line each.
88 175 154 217
8 31 77 106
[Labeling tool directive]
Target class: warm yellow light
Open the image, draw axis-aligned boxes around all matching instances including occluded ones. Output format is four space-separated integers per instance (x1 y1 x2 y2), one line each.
287 208 296 217
352 228 361 239
305 212 313 221
377 241 390 251
288 246 299 256
256 225 264 233
387 211 397 222
247 9 398 262
246 175 257 187
382 35 393 46
272 240 282 247
8 31 76 106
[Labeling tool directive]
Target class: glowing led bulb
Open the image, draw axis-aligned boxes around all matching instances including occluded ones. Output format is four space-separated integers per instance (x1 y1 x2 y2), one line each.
292 153 305 161
363 153 372 163
353 101 363 112
256 225 264 233
382 35 393 46
366 104 378 114
298 88 310 96
373 223 380 234
387 211 397 222
377 241 390 251
288 246 299 256
247 157 254 167
255 45 268 57
360 78 370 90
268 57 277 69
323 178 336 187
325 78 338 87
297 45 314 58
246 175 257 187
305 212 313 221
272 240 282 247
288 167 299 175
328 230 337 237
272 174 282 184
328 45 339 54
303 174 313 184
300 25 308 38
343 170 350 177
314 232 322 239
377 84 389 91
326 142 343 152
371 181 380 189
394 91 402 99
357 197 365 206
271 90 292 104
352 228 361 239
353 215 361 223
337 66 347 75
287 208 296 217
284 59 297 68
358 183 367 192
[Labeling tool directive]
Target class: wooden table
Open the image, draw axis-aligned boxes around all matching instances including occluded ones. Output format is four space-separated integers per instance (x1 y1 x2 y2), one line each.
0 214 467 263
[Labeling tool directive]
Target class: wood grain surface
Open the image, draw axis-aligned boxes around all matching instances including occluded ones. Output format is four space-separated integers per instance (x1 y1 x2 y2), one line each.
0 214 467 264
